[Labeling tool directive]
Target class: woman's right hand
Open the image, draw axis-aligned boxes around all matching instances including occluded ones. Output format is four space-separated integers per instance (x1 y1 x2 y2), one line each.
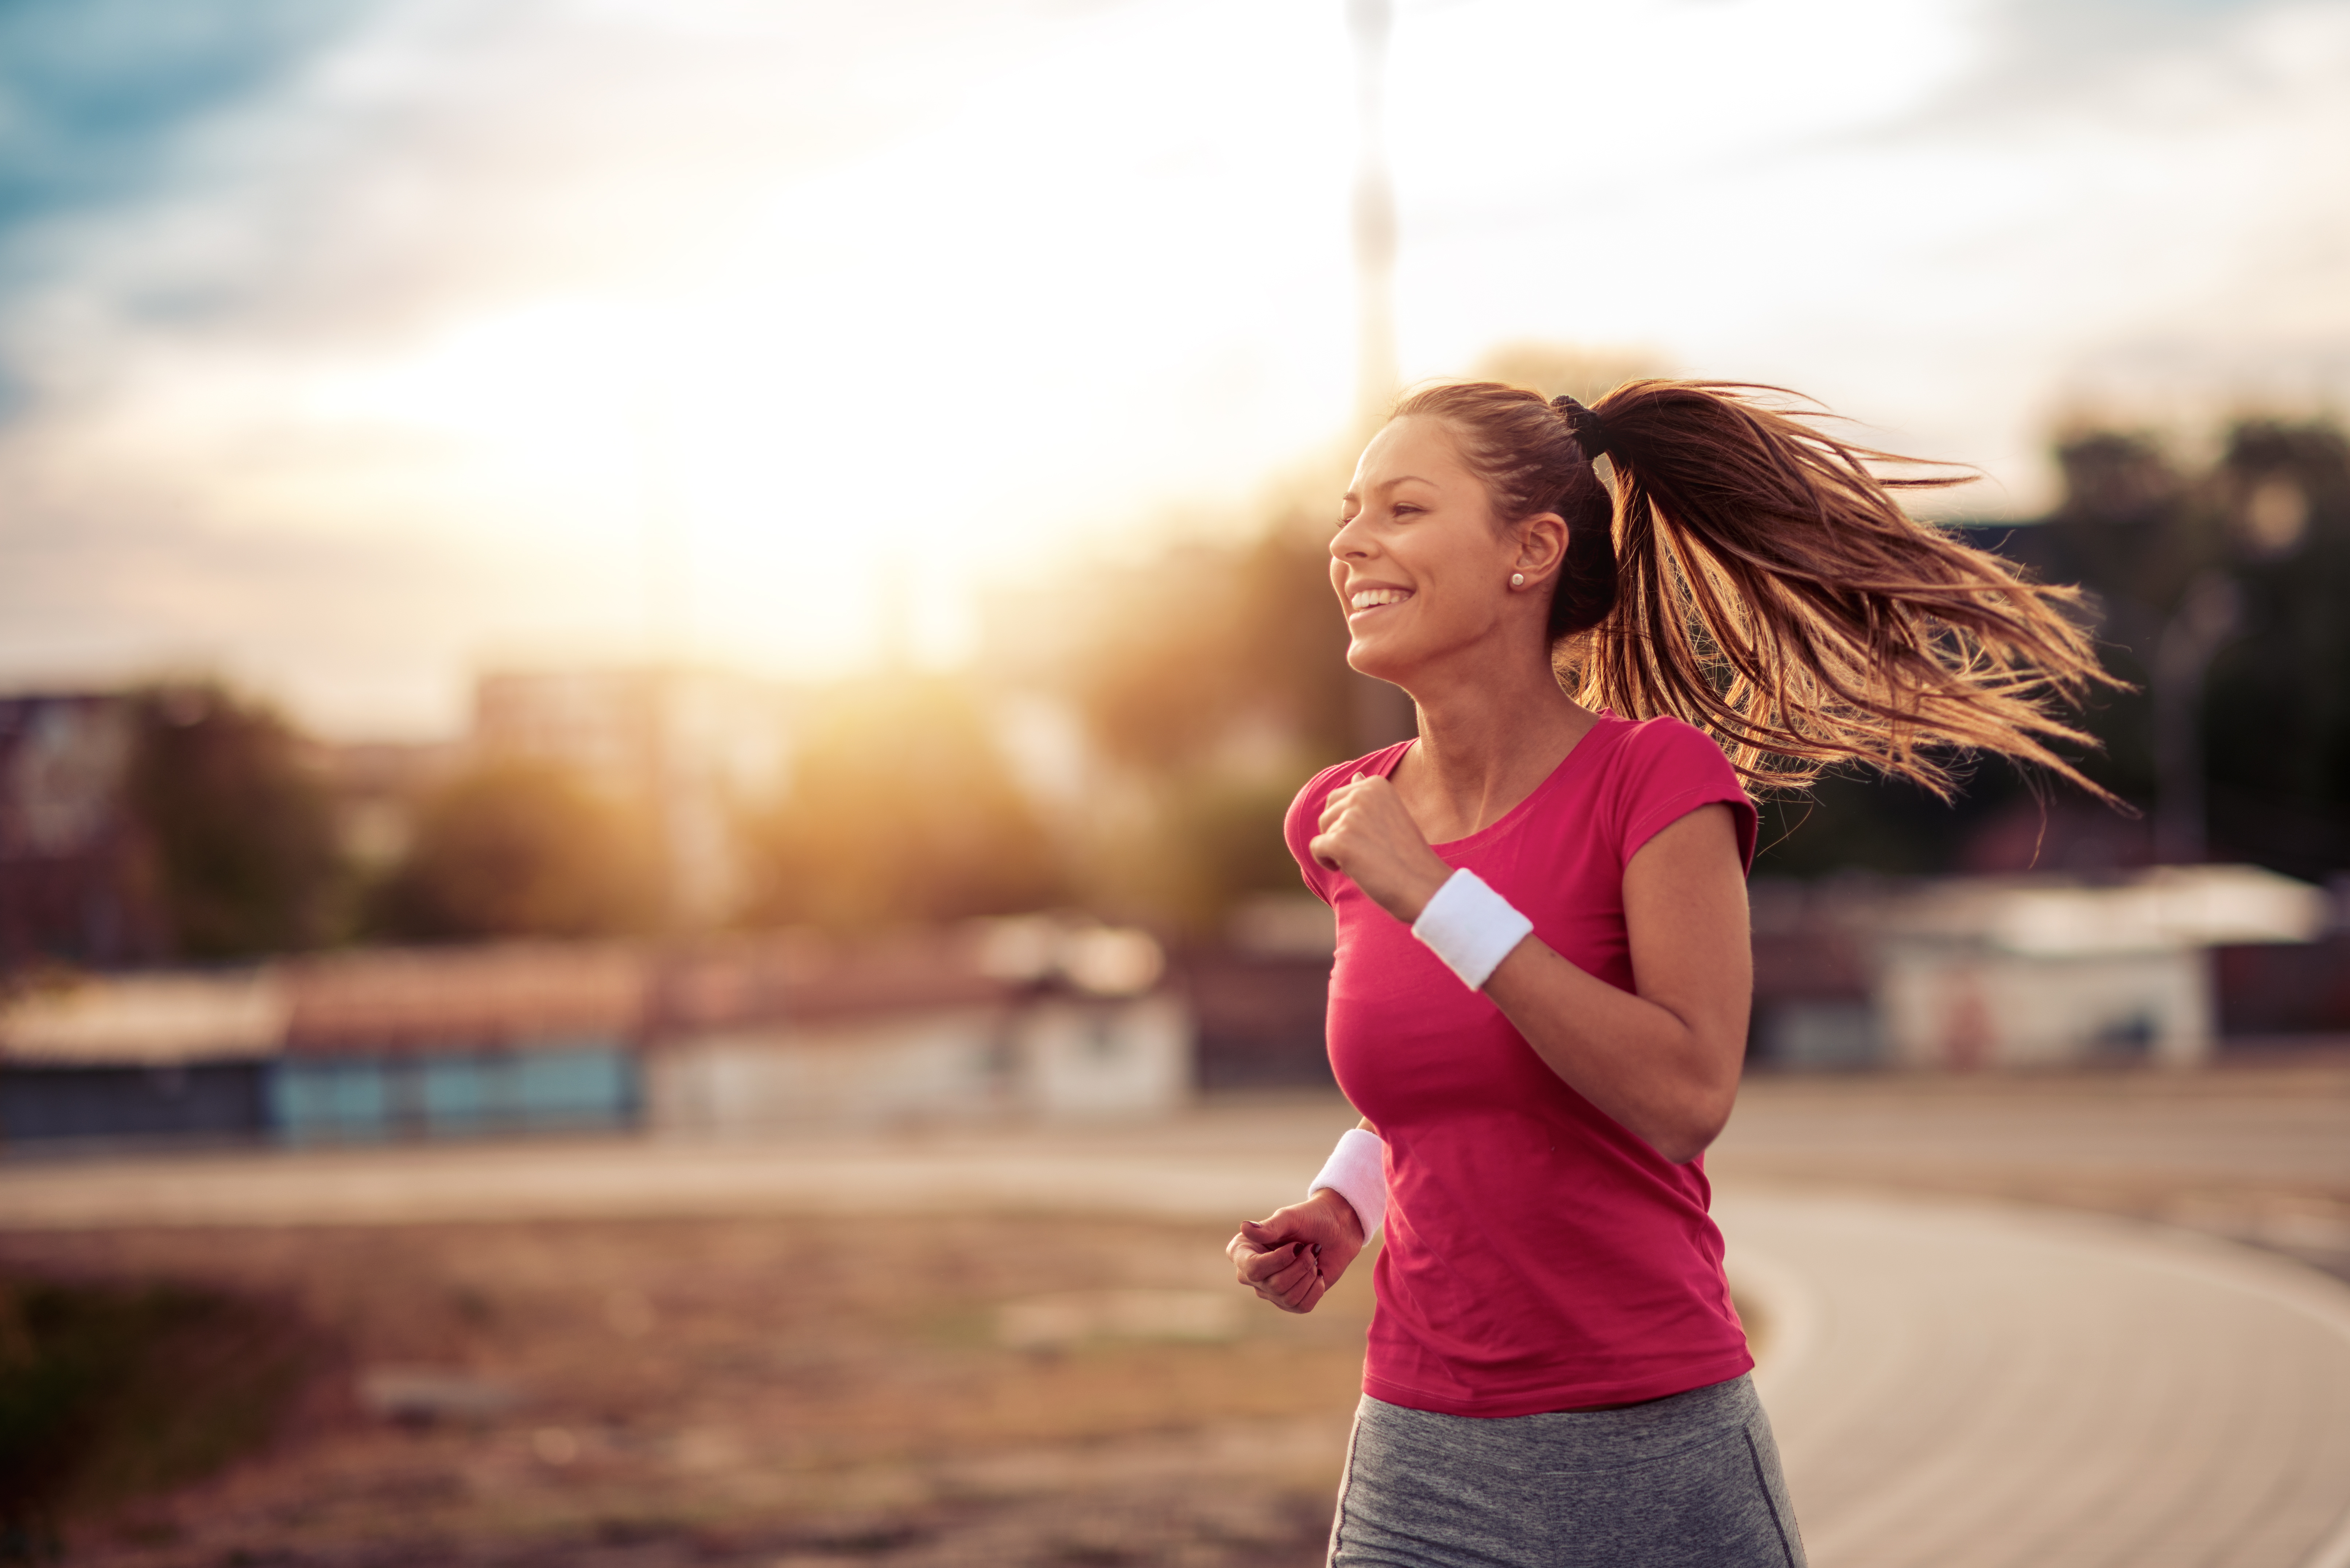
1227 1187 1369 1314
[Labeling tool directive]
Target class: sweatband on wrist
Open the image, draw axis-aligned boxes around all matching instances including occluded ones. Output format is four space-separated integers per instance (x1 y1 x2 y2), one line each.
1412 868 1534 990
1308 1127 1387 1239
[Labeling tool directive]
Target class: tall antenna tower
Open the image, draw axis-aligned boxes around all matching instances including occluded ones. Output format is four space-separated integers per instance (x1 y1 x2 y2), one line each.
1349 0 1398 436
1343 0 1419 749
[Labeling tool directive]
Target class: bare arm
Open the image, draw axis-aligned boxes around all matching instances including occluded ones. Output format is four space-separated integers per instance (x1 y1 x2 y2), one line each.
1309 775 1749 1164
1480 806 1749 1162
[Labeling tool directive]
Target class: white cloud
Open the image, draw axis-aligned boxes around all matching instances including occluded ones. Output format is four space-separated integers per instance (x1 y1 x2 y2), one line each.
1 0 2345 733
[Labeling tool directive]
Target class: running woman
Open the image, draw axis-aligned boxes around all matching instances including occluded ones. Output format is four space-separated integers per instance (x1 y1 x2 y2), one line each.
1228 380 2114 1568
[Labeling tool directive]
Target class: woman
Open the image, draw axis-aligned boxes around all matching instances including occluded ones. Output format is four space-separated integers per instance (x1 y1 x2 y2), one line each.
1226 380 2112 1568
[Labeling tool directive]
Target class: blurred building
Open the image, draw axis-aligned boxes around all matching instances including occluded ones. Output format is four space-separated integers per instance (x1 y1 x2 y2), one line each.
1752 865 2336 1071
0 969 282 1144
0 921 1191 1148
472 667 797 927
1748 877 1882 1070
0 693 167 973
1873 865 2330 1069
278 942 645 1143
647 919 1187 1132
0 947 642 1147
1182 893 1341 1092
2213 881 2350 1047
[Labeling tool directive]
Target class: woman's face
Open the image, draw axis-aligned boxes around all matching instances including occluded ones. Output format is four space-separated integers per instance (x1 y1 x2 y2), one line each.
1331 414 1531 686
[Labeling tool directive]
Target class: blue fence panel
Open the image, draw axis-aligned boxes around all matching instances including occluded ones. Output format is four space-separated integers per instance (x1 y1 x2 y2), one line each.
417 1056 495 1139
511 1047 635 1128
269 1043 637 1145
269 1059 392 1144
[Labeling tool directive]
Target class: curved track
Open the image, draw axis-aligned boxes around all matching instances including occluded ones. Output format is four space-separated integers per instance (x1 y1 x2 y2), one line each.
1723 1190 2350 1568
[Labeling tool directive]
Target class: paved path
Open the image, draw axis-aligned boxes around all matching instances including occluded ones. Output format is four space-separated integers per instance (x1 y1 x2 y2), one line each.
1724 1189 2350 1568
1714 1067 2350 1208
7 1107 2350 1566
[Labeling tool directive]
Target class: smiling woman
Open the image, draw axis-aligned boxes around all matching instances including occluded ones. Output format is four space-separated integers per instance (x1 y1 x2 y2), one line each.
1226 376 2121 1568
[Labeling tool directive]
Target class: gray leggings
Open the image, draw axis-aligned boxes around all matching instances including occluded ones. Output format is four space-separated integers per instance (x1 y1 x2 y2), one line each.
1328 1375 1806 1568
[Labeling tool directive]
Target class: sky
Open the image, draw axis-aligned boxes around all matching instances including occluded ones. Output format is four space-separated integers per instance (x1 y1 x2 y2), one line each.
1 0 2346 738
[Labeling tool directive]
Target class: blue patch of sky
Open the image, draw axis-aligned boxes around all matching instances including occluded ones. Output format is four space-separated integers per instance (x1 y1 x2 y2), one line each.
0 0 387 424
0 0 381 237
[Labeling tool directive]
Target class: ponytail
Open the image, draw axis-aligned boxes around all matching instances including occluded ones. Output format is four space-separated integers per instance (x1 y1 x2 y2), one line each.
1391 379 2121 800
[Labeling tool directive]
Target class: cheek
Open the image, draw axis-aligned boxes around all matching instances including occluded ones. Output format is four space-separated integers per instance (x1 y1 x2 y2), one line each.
1404 518 1494 577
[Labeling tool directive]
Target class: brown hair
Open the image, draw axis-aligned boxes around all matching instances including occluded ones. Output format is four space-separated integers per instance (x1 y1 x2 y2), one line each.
1391 379 2121 799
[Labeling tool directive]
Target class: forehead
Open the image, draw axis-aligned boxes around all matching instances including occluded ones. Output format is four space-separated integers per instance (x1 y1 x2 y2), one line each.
1351 415 1472 493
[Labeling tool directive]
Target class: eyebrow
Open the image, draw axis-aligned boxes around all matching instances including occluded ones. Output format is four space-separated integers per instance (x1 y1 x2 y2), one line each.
1341 474 1438 502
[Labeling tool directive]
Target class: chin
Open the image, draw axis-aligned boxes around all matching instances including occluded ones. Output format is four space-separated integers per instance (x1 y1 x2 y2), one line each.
1345 636 1419 687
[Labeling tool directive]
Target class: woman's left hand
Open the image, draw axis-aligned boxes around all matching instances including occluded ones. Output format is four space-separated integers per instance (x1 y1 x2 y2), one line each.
1227 1188 1368 1314
1309 772 1455 925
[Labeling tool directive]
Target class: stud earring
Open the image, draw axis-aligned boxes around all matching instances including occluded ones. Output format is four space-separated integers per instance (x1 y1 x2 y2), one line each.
1511 572 1525 587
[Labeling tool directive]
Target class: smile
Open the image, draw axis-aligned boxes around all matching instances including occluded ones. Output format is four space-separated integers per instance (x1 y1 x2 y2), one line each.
1349 588 1413 613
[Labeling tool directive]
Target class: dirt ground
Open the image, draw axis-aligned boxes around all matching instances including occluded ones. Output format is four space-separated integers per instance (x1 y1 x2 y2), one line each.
11 1059 2349 1565
2 1214 1376 1567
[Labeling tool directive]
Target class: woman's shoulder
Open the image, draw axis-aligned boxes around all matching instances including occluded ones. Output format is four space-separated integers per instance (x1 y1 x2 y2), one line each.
1290 742 1413 809
1282 742 1414 897
1590 712 1757 867
1590 711 1733 774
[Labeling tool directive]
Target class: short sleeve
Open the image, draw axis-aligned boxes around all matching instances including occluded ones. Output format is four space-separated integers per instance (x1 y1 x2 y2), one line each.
1612 718 1758 873
1284 770 1338 904
1283 744 1412 904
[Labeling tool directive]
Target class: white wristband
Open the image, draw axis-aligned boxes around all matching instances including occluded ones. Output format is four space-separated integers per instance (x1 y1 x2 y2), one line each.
1412 869 1533 990
1308 1127 1387 1239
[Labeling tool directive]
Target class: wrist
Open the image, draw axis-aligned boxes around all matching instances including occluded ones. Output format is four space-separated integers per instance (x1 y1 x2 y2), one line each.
1411 869 1533 991
1392 856 1456 925
1308 1126 1387 1239
1308 1184 1367 1247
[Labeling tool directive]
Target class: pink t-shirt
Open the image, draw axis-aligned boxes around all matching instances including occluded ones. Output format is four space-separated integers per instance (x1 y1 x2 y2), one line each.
1284 712 1760 1417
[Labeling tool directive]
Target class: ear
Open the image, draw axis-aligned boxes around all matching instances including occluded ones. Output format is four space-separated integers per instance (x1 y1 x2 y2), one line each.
1514 512 1569 584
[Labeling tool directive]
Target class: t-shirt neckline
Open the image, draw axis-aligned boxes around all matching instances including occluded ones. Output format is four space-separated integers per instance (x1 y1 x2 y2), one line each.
1376 709 1632 855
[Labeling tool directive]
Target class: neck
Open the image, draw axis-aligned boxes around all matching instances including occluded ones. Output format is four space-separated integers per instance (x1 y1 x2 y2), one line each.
1390 637 1597 836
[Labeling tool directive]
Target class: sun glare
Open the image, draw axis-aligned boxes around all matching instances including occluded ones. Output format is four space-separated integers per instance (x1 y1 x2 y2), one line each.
232 0 1364 687
7 0 2345 733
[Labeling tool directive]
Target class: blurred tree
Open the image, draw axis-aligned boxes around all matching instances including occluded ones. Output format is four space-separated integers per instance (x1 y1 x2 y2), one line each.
124 683 342 959
1073 521 1359 777
737 676 1062 932
1754 414 2350 880
1171 770 1320 900
367 759 658 941
1053 516 1370 930
2200 420 2350 873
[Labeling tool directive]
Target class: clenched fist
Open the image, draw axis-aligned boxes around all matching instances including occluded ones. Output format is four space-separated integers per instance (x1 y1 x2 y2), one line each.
1309 772 1455 925
1227 1187 1369 1314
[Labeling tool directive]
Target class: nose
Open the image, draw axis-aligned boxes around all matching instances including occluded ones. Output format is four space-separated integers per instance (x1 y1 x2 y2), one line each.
1331 512 1372 562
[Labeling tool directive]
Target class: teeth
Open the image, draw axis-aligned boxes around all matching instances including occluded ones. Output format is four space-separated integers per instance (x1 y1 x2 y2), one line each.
1351 588 1412 610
